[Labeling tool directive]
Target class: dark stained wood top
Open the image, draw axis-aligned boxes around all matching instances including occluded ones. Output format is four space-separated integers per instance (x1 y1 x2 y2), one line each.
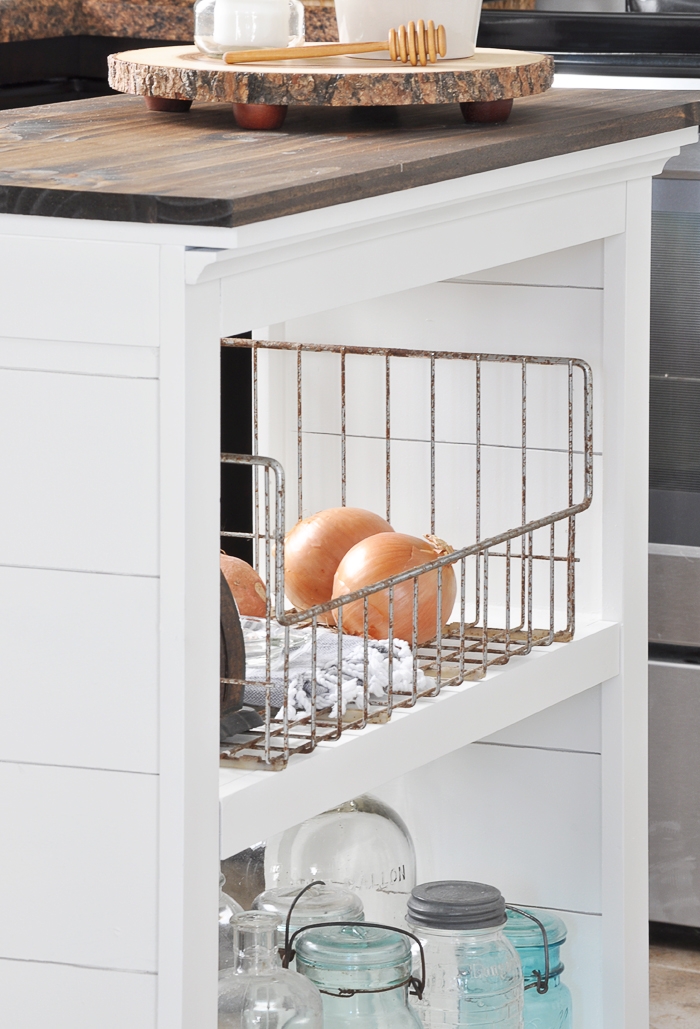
0 89 698 228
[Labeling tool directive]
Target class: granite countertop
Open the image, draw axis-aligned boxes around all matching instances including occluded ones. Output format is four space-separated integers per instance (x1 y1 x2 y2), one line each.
0 88 698 227
0 0 338 44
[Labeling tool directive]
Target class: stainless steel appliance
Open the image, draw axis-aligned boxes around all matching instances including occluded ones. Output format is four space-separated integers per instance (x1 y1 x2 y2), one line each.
479 3 700 929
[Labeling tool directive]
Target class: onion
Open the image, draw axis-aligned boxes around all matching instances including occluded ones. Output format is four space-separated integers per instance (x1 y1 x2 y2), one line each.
331 533 456 646
220 552 267 617
284 507 393 612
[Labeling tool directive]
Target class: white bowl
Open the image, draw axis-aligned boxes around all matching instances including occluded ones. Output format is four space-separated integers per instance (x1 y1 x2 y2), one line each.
334 0 484 60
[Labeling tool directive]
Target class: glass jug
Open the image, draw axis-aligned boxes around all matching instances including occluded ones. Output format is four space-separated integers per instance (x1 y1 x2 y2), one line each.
194 0 305 57
253 883 364 949
503 908 572 1029
265 794 416 926
218 910 324 1028
295 922 424 1029
406 881 524 1028
220 873 244 971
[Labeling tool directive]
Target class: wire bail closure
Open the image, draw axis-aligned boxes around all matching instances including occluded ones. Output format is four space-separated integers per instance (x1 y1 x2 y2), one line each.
506 905 551 995
282 882 426 1001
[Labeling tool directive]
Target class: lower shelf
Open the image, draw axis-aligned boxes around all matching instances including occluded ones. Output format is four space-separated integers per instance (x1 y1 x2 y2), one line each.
219 619 619 858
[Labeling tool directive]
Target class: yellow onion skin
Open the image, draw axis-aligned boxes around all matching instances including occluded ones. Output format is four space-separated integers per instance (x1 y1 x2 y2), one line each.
332 532 456 646
284 507 393 612
220 552 267 618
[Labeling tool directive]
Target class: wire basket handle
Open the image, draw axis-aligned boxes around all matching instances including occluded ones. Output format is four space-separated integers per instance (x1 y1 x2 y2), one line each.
281 885 426 1001
506 904 551 995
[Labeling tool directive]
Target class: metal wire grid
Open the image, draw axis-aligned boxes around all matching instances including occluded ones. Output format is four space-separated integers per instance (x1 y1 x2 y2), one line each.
220 338 593 769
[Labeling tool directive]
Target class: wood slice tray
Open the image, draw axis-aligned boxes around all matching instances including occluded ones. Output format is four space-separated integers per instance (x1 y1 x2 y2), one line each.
108 44 554 128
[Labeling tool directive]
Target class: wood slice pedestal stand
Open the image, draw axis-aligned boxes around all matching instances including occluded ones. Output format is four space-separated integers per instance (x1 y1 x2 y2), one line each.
108 44 553 128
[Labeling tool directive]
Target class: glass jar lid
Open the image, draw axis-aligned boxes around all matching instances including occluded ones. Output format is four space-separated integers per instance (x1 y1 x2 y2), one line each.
407 880 507 930
503 907 567 947
253 884 364 929
296 924 413 991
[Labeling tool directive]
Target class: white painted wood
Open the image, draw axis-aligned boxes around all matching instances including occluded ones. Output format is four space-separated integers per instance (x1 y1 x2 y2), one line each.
0 237 160 346
1 120 689 1029
0 960 157 1029
157 254 221 1029
0 565 158 773
0 336 159 379
0 762 158 971
600 178 652 1029
481 685 602 753
219 183 625 331
451 239 604 289
219 621 618 859
0 368 158 576
376 743 602 913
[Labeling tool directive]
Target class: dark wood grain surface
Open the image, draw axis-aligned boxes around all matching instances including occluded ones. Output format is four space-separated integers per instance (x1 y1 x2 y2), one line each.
0 89 698 228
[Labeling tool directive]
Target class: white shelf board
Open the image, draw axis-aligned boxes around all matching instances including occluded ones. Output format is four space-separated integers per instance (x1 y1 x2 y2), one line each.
219 619 619 858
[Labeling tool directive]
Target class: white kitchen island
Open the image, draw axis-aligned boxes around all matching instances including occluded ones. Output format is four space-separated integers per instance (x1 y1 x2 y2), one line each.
1 88 698 1029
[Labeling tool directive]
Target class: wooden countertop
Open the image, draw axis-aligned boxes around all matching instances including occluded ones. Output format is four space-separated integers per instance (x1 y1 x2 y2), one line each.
0 89 698 228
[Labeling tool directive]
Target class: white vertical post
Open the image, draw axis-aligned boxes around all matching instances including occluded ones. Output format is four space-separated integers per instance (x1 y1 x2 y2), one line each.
158 248 221 1029
601 177 651 1029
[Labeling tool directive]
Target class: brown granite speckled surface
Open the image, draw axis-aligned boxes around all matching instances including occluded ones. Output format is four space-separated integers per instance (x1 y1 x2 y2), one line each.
0 0 338 44
109 44 554 107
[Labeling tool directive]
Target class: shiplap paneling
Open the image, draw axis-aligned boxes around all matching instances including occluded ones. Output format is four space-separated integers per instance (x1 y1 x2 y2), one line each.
0 237 160 347
0 959 157 1029
375 742 602 915
483 684 601 753
0 565 158 773
0 336 159 379
452 239 604 289
0 368 159 576
0 763 158 972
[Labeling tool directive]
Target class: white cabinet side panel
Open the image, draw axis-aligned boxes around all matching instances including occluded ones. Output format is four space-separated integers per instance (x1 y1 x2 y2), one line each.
482 685 601 753
374 743 601 914
0 565 158 773
0 959 157 1029
0 237 159 347
0 763 158 972
0 369 158 576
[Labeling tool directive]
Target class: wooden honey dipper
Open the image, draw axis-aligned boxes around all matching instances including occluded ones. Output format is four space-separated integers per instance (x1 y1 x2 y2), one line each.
224 20 448 67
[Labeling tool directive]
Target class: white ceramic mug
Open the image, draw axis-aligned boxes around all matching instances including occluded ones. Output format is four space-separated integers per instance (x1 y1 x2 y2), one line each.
334 0 484 59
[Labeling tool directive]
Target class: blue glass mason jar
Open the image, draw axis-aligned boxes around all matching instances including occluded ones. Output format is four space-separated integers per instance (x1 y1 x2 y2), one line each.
503 908 572 1029
295 923 424 1028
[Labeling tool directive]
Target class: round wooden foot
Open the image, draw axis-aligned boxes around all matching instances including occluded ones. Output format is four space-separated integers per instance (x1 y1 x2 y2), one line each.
233 103 288 130
145 96 192 112
460 99 513 124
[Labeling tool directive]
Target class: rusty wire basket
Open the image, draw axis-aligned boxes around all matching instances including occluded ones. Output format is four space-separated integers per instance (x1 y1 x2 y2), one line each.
220 338 593 769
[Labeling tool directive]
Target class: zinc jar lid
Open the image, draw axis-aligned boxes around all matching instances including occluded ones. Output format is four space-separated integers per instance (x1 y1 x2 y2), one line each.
407 881 507 930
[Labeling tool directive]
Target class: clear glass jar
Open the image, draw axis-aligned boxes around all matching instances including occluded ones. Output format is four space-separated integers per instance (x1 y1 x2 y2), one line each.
219 873 244 971
218 910 323 1028
296 923 423 1029
194 0 305 57
265 795 416 927
406 881 524 1028
503 908 572 1029
253 883 364 949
